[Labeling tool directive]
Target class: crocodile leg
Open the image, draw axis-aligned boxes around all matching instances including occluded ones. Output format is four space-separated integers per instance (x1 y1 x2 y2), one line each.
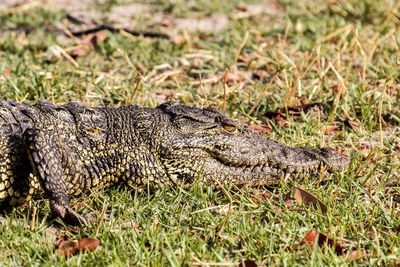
23 128 90 225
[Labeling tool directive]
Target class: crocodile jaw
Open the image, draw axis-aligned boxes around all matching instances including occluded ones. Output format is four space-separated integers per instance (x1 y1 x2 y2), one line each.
160 140 349 186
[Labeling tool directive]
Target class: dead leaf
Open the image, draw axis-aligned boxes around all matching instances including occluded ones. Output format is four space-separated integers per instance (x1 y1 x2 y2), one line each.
248 124 271 134
57 240 79 257
78 31 107 47
283 191 295 209
265 103 325 119
250 192 272 204
347 250 366 261
224 66 252 86
321 125 341 134
255 35 268 44
360 144 372 159
274 115 287 127
93 31 107 45
55 234 70 246
4 68 11 78
55 236 99 258
236 6 248 12
77 237 100 253
342 115 361 132
251 70 268 81
238 259 258 267
301 230 344 255
302 230 319 246
70 31 107 57
70 48 86 58
294 187 327 214
264 103 325 126
173 35 185 45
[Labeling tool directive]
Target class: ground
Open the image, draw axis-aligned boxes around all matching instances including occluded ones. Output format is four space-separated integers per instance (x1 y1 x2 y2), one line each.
0 0 399 265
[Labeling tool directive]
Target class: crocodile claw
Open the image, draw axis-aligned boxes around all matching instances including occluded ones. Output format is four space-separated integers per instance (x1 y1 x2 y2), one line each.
50 200 95 226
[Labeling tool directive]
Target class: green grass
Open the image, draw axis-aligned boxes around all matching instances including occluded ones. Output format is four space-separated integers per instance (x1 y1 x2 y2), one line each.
0 0 399 265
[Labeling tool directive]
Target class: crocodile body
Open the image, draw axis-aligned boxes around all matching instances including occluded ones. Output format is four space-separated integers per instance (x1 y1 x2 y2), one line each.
0 100 349 224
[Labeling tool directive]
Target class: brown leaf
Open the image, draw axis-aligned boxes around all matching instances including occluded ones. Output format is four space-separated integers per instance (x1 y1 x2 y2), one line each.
173 35 185 45
265 103 325 121
301 230 344 255
70 48 86 58
302 230 319 246
77 237 100 253
70 31 107 58
224 66 252 86
360 144 372 159
55 236 99 257
79 31 107 47
342 116 361 132
294 187 327 214
250 192 272 204
321 125 341 134
55 234 70 246
255 35 268 44
4 68 11 78
347 250 366 261
250 198 259 204
251 70 268 81
93 31 107 45
248 124 271 134
274 115 287 127
238 259 258 267
150 91 177 103
236 6 248 12
57 240 79 258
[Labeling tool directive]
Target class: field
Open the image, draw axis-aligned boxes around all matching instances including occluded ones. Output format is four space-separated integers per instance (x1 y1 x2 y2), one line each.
0 0 399 265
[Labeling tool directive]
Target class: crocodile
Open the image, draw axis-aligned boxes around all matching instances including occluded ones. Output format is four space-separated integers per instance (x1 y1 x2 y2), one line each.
0 100 349 225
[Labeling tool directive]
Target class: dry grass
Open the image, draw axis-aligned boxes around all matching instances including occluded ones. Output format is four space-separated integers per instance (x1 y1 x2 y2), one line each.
0 0 399 265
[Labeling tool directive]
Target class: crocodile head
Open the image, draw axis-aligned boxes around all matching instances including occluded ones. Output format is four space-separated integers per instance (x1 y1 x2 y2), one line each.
153 102 349 186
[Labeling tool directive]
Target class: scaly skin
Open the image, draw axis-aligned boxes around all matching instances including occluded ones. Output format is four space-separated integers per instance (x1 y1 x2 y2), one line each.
0 100 349 225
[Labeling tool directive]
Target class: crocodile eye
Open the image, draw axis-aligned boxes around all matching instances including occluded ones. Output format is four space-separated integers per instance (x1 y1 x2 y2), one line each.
223 124 236 133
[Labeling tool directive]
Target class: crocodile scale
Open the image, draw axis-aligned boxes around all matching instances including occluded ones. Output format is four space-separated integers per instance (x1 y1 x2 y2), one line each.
0 100 349 225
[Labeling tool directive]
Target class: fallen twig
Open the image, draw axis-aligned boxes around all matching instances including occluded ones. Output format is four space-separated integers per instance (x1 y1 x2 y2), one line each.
68 24 169 39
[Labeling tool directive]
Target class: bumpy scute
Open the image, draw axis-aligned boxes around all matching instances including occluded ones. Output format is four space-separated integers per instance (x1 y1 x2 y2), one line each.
0 100 349 225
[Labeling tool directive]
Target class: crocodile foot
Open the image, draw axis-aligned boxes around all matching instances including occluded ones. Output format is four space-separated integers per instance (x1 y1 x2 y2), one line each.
50 200 95 226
